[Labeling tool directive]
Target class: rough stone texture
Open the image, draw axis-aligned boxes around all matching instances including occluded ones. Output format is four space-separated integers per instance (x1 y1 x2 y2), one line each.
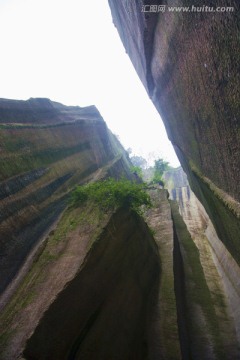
0 97 98 124
144 188 181 359
165 168 240 356
108 0 240 269
0 98 132 295
0 205 160 360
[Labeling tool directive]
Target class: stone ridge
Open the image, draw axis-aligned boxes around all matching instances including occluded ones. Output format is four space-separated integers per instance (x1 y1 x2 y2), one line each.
0 97 100 124
0 98 132 297
0 205 160 360
144 188 181 359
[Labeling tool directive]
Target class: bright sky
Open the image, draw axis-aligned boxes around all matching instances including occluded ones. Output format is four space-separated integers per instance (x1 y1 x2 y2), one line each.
0 0 180 167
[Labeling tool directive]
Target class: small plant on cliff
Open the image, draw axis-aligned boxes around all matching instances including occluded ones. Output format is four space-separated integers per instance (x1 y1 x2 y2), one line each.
151 158 170 186
70 177 152 214
130 165 143 180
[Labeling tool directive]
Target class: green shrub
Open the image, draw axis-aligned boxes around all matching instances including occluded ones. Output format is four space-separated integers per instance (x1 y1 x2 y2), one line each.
152 173 165 186
151 158 170 185
70 177 152 214
130 165 143 179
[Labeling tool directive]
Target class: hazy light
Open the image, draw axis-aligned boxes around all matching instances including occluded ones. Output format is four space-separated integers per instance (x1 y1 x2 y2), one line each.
0 0 180 167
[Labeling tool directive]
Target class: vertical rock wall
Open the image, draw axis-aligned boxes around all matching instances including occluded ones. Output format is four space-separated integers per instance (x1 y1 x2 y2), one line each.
0 98 132 296
144 184 240 358
108 0 240 271
164 168 240 354
144 189 181 359
23 208 160 360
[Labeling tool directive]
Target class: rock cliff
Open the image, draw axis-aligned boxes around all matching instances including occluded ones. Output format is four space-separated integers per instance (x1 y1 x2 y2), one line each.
108 0 240 269
0 98 131 297
164 168 240 356
0 203 160 360
1 3 240 355
2 177 239 359
0 100 239 358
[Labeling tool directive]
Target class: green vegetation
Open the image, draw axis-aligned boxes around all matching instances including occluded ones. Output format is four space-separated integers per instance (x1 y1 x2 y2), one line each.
130 165 143 179
70 177 152 214
152 158 171 185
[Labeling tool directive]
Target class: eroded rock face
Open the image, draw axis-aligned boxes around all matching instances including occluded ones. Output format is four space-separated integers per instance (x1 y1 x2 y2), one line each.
1 170 239 359
0 204 160 360
0 97 98 124
144 189 181 359
164 168 240 355
23 208 160 360
108 0 240 266
0 98 131 296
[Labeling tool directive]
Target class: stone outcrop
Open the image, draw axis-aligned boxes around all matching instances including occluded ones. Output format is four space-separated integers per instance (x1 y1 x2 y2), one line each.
0 202 160 360
0 89 238 359
23 207 159 360
0 98 131 297
145 183 240 359
144 189 181 359
1 177 239 359
108 0 240 269
164 168 240 357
